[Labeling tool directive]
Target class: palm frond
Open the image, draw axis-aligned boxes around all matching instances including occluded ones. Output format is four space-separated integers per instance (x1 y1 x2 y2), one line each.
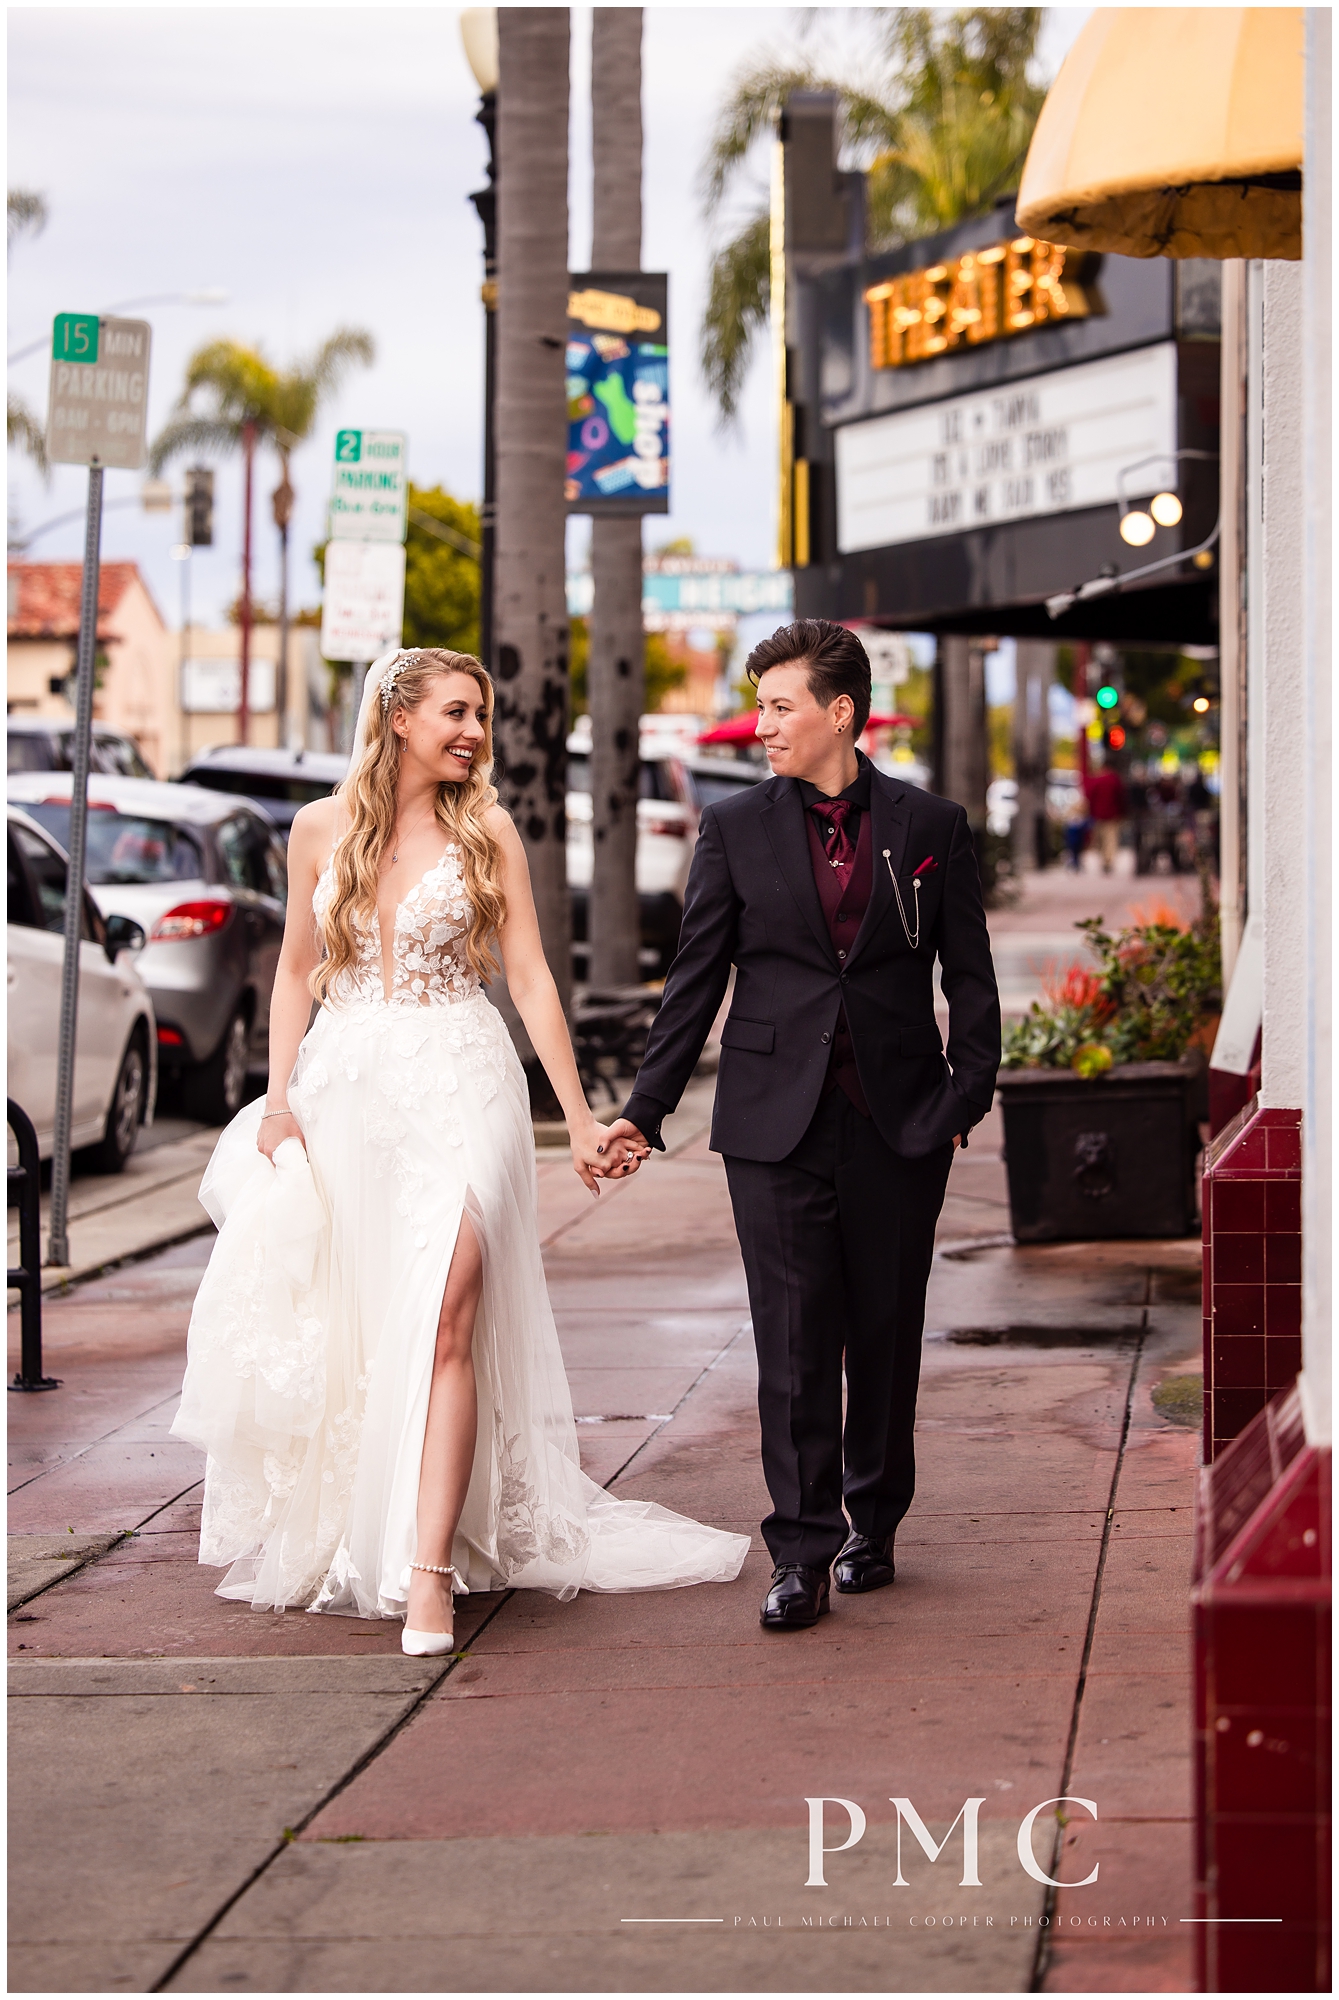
176 340 280 423
148 414 243 475
305 328 376 398
7 392 49 475
7 188 48 253
699 58 842 214
700 211 771 426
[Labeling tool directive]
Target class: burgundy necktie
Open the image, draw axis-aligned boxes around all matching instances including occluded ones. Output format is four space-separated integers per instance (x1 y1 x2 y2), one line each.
810 797 856 879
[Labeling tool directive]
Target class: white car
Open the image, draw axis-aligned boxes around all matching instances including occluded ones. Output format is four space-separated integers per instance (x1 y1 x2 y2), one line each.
7 805 157 1171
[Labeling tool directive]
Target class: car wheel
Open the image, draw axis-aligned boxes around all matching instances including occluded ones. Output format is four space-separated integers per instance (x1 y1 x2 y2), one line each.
83 1034 147 1175
185 1009 251 1126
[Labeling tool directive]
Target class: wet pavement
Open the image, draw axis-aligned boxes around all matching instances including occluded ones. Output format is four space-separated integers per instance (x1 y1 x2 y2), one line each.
8 1049 1204 1995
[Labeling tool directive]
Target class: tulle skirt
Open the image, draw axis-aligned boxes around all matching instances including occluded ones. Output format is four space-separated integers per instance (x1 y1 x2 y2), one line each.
171 990 749 1618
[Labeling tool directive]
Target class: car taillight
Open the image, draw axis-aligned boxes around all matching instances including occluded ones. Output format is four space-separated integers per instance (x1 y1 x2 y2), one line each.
149 899 232 941
157 1025 185 1046
643 815 688 838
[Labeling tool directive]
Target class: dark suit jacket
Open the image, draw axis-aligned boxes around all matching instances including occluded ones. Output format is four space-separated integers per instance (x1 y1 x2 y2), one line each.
622 763 1001 1163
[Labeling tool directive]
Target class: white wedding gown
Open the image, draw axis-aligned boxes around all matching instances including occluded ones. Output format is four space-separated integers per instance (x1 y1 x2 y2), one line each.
172 841 749 1619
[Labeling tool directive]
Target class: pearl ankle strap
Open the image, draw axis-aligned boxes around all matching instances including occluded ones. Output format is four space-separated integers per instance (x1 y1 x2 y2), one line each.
410 1561 465 1590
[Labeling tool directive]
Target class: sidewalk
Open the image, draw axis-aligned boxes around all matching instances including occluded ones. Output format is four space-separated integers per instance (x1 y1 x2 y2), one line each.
8 1063 1205 1994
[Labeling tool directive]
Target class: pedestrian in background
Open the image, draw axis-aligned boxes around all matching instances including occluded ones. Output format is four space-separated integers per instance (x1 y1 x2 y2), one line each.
1061 784 1091 871
1084 759 1128 875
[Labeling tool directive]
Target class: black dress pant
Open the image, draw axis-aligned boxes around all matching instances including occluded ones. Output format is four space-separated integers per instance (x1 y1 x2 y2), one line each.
725 1090 953 1569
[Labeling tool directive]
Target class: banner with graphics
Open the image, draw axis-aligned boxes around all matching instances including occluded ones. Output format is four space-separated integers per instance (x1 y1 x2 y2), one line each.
565 271 669 516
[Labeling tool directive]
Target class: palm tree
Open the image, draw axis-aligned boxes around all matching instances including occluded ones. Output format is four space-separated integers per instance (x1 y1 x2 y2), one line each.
151 330 374 742
588 6 645 989
8 188 50 475
701 8 1047 420
494 7 573 1080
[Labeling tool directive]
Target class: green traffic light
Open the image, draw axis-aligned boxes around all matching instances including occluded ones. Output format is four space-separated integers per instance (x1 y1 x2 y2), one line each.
1095 685 1119 710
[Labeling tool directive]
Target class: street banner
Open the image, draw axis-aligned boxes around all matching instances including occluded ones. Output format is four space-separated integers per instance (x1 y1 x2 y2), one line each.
329 429 407 542
46 314 152 471
320 540 406 663
566 562 792 631
565 272 668 516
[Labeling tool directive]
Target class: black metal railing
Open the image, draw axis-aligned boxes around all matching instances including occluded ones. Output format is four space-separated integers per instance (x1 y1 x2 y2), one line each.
8 1100 58 1391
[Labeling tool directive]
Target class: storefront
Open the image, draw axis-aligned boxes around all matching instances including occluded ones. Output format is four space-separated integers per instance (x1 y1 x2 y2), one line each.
779 103 1221 645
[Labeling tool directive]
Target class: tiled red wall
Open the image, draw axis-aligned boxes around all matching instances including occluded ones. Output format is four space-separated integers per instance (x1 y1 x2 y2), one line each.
1192 1388 1331 1992
1201 1102 1303 1461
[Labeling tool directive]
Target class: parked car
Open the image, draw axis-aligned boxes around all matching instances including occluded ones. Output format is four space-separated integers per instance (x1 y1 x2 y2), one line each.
7 714 155 779
8 774 287 1124
7 805 156 1172
565 733 762 975
179 744 349 840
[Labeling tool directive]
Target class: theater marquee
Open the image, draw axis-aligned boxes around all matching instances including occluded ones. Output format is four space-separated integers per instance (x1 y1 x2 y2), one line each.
834 343 1177 554
863 237 1104 369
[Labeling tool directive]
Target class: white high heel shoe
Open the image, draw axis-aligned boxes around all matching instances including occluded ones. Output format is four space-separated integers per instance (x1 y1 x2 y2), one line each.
402 1561 466 1657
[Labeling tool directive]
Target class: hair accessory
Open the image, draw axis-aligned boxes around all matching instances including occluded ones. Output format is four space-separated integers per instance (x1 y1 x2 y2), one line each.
379 650 418 712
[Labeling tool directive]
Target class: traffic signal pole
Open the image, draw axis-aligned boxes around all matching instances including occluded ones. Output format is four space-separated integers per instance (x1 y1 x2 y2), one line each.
46 464 104 1268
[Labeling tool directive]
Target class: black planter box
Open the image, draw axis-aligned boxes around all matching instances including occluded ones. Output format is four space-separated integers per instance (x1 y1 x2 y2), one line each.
996 1060 1201 1241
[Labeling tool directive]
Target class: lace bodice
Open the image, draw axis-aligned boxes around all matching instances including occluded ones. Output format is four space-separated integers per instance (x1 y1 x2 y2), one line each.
313 843 481 1007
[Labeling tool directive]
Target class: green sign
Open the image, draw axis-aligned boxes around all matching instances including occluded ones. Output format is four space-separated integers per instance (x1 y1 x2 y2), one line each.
329 429 407 542
52 314 99 365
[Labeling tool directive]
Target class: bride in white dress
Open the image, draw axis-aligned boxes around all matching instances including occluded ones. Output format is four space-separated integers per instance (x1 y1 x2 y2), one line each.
172 647 748 1653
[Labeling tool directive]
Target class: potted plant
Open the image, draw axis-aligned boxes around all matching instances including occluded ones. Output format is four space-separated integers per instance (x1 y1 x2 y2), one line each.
997 904 1221 1241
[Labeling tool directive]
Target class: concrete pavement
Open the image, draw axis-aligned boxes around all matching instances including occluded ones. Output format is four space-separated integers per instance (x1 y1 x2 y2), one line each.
9 1054 1205 1994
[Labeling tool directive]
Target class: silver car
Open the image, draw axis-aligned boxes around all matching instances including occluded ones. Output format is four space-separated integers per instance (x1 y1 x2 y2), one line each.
8 773 287 1125
7 805 157 1172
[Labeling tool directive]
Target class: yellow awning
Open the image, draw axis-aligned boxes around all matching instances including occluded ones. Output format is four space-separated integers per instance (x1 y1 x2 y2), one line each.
1015 8 1304 260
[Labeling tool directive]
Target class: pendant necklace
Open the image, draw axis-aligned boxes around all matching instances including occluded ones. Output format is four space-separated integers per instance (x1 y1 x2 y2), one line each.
391 805 435 867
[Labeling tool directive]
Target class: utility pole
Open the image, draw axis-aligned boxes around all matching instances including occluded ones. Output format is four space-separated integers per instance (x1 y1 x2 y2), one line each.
587 6 645 990
494 7 573 1083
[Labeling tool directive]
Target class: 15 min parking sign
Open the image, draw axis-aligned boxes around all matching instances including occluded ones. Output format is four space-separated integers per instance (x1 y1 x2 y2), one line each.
46 316 152 470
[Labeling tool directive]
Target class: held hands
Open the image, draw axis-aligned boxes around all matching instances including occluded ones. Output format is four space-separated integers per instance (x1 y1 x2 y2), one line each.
257 1107 305 1162
570 1116 650 1196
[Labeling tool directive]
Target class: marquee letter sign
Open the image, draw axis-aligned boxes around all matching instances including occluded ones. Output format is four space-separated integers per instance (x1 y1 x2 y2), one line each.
864 237 1104 370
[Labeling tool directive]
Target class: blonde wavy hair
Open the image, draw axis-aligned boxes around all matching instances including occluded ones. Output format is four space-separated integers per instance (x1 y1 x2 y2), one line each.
311 650 506 1004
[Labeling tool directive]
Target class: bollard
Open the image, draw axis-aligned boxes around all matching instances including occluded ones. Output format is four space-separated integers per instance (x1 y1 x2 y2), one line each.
8 1100 58 1391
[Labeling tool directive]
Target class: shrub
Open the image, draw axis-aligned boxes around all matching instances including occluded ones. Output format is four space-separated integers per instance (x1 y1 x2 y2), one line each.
1003 905 1221 1073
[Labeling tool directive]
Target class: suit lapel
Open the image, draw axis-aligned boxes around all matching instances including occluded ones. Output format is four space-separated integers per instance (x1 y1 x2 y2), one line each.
759 778 836 962
845 771 911 970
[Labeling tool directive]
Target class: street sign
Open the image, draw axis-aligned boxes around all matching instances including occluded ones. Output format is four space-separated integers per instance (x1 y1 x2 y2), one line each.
565 272 669 517
46 315 152 470
328 429 407 542
320 540 406 662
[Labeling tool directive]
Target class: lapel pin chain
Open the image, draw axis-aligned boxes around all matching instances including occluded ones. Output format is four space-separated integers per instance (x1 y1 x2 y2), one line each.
882 849 923 949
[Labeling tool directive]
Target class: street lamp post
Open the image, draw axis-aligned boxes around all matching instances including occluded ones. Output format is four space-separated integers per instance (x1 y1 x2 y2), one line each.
462 8 499 671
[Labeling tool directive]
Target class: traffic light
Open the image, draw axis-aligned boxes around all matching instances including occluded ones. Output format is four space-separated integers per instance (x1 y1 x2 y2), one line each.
1095 683 1120 710
185 466 214 547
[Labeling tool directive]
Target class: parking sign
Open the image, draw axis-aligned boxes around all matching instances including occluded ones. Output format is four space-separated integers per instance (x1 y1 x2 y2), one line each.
329 429 407 542
46 316 152 470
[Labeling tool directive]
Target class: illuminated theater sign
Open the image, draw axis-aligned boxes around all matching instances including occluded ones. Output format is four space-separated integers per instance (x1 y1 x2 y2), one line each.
863 237 1103 370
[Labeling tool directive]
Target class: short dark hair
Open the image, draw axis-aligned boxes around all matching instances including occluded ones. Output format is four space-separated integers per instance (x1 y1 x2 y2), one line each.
745 619 872 737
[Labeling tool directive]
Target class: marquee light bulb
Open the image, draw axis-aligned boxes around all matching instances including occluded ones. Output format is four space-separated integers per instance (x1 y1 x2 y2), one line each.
1150 491 1183 527
1193 696 1211 714
1120 510 1155 547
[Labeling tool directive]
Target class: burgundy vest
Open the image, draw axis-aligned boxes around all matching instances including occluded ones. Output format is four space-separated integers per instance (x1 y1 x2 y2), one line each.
803 803 873 1116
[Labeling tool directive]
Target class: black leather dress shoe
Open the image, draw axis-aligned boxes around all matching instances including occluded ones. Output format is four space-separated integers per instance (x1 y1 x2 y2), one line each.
760 1563 831 1629
832 1532 897 1594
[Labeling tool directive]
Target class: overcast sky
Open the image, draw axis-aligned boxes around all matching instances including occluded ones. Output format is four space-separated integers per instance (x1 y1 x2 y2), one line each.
8 4 1091 635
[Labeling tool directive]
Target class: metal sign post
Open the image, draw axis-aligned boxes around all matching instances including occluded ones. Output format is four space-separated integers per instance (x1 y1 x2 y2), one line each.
43 314 151 1268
